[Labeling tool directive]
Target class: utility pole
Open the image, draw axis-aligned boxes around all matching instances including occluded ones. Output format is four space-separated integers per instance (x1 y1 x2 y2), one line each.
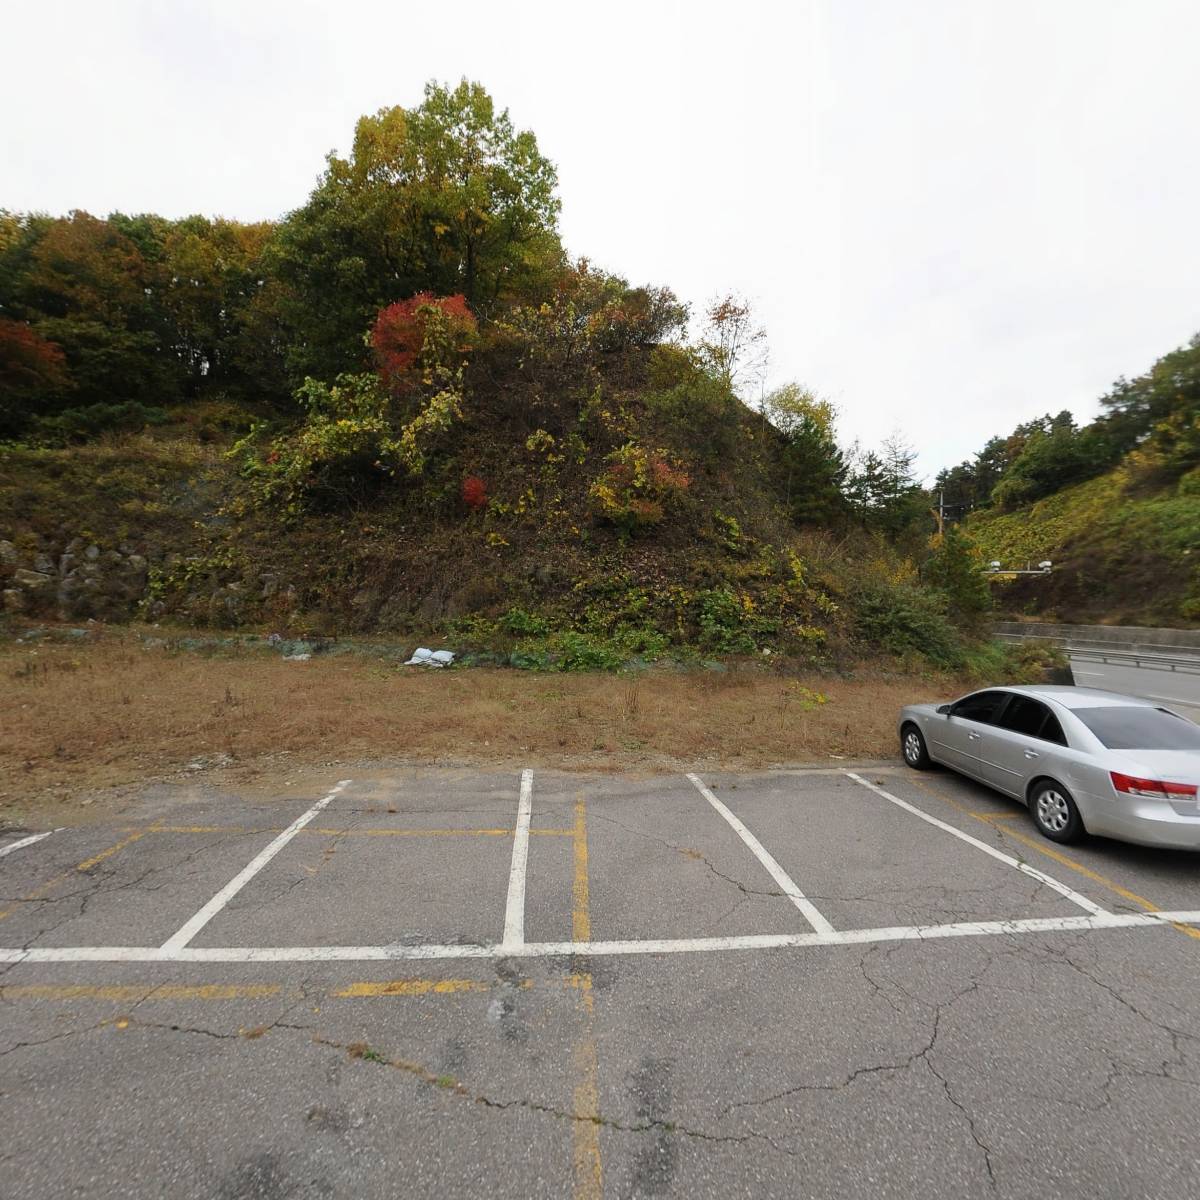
930 489 946 537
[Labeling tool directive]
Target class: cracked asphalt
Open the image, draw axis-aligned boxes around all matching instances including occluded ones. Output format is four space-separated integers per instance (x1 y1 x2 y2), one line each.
1 765 1199 1198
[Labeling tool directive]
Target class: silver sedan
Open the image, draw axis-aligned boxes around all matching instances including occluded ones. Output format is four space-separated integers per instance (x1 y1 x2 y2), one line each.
899 685 1200 848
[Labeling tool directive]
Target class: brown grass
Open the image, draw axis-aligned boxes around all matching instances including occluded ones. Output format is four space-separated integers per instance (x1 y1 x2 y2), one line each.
0 630 952 826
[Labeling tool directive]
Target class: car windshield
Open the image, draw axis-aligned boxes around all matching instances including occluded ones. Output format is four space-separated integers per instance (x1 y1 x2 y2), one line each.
1072 706 1200 751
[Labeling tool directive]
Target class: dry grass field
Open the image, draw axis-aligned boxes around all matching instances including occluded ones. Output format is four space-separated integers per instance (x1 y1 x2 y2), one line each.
0 628 956 828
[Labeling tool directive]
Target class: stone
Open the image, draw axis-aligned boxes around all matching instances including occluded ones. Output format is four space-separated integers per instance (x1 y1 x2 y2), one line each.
14 569 51 588
2 589 25 613
33 553 56 575
0 540 16 566
84 544 101 561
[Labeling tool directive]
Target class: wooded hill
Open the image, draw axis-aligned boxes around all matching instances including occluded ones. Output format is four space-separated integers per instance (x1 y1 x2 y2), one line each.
0 80 1096 667
938 336 1200 626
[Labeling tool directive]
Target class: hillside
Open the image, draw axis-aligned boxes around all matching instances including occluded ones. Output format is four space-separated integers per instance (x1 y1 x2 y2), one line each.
0 333 980 670
939 330 1200 628
0 81 1039 675
968 466 1200 626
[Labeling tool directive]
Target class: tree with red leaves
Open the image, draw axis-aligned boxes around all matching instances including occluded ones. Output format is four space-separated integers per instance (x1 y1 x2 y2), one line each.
0 318 71 435
372 293 476 393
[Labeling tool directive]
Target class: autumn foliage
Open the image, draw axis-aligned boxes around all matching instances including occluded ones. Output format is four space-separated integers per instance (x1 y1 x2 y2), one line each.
462 475 488 510
0 318 70 395
372 293 476 392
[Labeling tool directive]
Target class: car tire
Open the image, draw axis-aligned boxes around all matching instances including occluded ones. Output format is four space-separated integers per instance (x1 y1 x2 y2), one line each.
901 723 932 770
1029 780 1084 843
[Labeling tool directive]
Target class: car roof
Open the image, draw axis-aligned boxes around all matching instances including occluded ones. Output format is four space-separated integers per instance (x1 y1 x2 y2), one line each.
991 684 1158 711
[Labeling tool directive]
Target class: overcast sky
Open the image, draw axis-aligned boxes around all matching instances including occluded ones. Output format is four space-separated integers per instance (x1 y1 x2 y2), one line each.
5 0 1199 478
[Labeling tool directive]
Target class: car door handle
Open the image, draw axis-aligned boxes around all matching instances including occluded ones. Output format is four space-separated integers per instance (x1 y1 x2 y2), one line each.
1024 751 1040 759
967 732 981 740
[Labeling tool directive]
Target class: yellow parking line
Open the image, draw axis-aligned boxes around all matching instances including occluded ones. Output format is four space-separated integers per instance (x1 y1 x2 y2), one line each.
335 978 530 998
76 831 145 872
571 793 603 1200
909 777 1200 941
0 983 282 1002
0 832 146 923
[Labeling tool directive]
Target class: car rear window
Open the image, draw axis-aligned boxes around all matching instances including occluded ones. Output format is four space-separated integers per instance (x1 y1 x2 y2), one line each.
1072 706 1200 750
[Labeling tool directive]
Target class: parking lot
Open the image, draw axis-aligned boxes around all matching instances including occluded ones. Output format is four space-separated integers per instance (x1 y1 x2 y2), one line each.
3 764 1200 1198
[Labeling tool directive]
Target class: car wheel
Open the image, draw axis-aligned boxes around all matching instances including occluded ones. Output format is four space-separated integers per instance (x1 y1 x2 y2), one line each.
1030 780 1084 843
901 723 932 770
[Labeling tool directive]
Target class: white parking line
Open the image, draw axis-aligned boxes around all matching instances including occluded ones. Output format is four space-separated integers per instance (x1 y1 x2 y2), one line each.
159 780 352 952
0 831 56 860
686 772 835 936
843 772 1109 916
3 910 1198 964
501 769 533 950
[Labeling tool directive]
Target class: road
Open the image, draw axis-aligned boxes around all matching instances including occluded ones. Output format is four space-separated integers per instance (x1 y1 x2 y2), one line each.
3 765 1200 1198
1066 655 1200 718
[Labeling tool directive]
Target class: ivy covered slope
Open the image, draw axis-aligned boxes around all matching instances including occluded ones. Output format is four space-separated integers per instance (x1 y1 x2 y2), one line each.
0 80 1001 670
968 468 1200 626
950 335 1200 627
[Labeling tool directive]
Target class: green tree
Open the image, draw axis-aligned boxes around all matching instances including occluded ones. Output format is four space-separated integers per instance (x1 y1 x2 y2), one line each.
269 80 563 383
848 435 929 541
761 382 846 523
921 525 993 629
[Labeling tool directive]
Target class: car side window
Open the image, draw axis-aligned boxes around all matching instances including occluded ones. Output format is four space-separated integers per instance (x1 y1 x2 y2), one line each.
997 695 1047 737
995 695 1069 746
949 690 1007 725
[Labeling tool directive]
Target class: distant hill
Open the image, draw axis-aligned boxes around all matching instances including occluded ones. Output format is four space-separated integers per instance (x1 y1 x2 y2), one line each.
968 466 1199 627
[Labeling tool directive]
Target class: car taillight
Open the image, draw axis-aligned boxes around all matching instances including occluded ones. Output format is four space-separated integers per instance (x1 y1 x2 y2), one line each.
1110 771 1198 800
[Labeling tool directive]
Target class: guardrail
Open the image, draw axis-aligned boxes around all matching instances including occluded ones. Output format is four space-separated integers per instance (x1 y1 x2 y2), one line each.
997 633 1200 674
1063 647 1200 674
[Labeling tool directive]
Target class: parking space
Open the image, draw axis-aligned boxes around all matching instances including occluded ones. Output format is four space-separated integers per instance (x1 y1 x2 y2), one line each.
3 764 1200 1198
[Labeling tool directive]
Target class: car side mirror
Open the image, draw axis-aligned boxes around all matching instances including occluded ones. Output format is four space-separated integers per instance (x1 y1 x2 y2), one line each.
937 704 952 715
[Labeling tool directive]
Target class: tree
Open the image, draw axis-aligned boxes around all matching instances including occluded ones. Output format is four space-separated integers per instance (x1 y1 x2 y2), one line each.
6 211 181 415
697 293 766 397
761 383 846 523
847 434 929 541
269 80 563 384
0 318 71 436
922 525 993 629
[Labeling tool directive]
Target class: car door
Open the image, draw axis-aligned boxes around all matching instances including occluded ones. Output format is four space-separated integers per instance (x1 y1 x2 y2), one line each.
938 690 1009 778
978 694 1067 797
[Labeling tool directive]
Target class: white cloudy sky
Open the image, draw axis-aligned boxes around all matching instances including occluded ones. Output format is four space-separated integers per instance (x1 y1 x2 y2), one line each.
5 0 1199 478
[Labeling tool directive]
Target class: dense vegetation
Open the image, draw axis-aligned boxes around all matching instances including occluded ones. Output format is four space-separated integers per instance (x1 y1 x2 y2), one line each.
2 77 1167 668
936 335 1200 625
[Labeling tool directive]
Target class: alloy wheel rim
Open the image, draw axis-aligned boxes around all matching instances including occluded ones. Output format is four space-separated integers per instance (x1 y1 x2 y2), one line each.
904 732 921 763
1037 790 1070 832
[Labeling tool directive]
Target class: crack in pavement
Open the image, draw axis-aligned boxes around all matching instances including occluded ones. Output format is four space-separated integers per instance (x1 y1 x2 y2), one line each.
585 811 783 899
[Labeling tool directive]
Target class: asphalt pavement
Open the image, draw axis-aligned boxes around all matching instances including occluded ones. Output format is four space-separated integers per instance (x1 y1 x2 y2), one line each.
2 765 1200 1199
1066 655 1200 718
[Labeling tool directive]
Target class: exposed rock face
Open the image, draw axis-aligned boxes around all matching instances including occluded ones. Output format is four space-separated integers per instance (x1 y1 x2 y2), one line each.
1 537 151 622
0 532 290 628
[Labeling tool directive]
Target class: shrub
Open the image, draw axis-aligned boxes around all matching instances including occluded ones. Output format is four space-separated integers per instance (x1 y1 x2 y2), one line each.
32 401 169 444
372 294 476 393
462 474 488 509
854 582 963 667
588 443 690 531
695 588 760 654
500 606 549 636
